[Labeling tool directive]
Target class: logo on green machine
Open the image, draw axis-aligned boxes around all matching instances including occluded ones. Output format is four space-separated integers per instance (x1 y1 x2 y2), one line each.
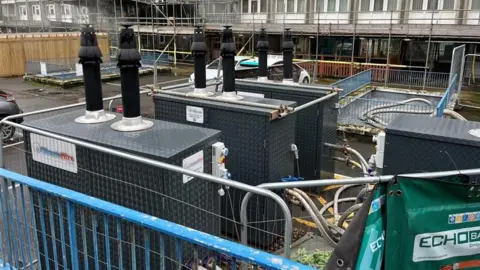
448 212 480 225
413 226 480 262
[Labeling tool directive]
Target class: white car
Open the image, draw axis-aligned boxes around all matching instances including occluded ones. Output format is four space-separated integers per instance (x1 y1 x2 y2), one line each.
189 55 311 84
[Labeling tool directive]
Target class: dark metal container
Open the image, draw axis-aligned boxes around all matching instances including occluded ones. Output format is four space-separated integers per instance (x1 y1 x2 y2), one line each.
153 89 297 247
383 114 480 175
235 80 338 180
23 110 222 269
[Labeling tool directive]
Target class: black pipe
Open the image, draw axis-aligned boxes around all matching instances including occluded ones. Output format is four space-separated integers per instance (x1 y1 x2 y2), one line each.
78 25 104 112
220 26 236 93
257 28 269 78
117 25 141 118
191 26 207 90
282 28 294 81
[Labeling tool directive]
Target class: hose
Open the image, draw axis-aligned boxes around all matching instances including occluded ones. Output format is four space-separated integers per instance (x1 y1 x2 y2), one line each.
337 204 362 230
325 143 370 175
293 188 335 241
285 189 338 247
360 98 434 129
333 184 361 222
443 109 467 120
360 98 433 122
332 157 365 174
320 197 358 217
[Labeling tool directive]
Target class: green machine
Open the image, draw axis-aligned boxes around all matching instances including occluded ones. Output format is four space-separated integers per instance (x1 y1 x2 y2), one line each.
326 174 480 270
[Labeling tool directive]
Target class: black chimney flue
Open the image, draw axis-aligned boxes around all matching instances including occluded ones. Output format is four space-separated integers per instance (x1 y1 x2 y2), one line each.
220 26 236 94
257 28 269 81
111 25 153 131
282 28 294 83
75 25 115 124
191 26 208 93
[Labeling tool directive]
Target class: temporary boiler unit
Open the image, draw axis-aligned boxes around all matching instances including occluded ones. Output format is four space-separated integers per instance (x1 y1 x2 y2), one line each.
24 26 224 269
382 114 480 175
235 28 339 181
153 26 297 246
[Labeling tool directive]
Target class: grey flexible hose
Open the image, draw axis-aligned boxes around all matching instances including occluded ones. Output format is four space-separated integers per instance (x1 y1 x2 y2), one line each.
293 188 335 240
285 189 338 247
333 184 361 222
360 98 433 121
337 204 363 229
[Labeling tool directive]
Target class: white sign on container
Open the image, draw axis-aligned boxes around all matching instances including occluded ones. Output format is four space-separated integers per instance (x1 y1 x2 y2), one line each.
182 150 204 183
30 133 78 173
76 64 83 76
236 91 265 98
40 62 47 76
186 106 204 124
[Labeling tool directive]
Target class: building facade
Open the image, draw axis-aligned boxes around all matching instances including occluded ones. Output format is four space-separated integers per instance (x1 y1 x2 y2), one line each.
0 0 89 32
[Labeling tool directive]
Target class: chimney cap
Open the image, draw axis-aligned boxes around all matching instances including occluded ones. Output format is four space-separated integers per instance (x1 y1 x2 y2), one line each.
79 25 102 61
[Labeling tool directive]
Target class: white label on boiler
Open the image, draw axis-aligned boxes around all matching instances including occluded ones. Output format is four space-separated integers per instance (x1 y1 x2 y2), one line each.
182 150 204 184
30 133 78 173
186 106 204 124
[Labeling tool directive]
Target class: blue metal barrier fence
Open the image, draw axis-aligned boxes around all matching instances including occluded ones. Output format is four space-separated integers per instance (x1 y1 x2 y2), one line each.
331 69 372 98
436 74 458 117
0 168 312 270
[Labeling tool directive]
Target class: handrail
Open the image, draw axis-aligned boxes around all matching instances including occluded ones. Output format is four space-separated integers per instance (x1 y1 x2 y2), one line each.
0 168 312 269
0 118 294 258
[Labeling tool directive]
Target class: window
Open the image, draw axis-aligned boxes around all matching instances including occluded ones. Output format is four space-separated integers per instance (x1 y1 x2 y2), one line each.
360 0 370 11
316 0 324 11
242 0 248 12
339 0 348 11
260 0 266 12
32 5 40 16
412 0 423 10
277 0 284 11
48 5 55 16
443 0 454 9
427 0 438 10
19 5 26 16
287 0 294 12
63 4 71 15
297 0 305 12
473 0 480 9
374 0 383 11
327 0 336 11
250 0 258 12
387 0 397 10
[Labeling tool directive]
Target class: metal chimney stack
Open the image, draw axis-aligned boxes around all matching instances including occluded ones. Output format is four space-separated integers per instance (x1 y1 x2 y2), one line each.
111 25 153 132
75 25 116 124
219 26 242 100
257 28 269 82
282 28 294 84
191 26 211 96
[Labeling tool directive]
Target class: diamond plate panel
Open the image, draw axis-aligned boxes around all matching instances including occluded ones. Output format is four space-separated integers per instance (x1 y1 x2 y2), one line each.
154 96 296 246
23 112 222 268
384 116 480 175
235 81 338 179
